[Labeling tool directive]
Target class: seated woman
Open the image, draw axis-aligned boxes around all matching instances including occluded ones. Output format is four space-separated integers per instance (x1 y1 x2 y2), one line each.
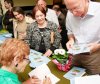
0 38 51 84
24 5 61 57
12 7 34 40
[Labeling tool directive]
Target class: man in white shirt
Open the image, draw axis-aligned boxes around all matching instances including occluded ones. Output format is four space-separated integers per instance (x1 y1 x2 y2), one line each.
36 0 59 26
64 0 100 74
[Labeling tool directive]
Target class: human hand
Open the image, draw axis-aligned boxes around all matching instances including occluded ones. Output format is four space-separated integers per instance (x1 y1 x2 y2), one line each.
18 32 26 39
30 76 41 84
43 76 51 84
66 39 74 50
43 49 52 57
22 76 41 84
88 42 100 54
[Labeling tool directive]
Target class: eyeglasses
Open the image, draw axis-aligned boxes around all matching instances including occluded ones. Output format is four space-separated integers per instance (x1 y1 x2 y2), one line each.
23 57 29 61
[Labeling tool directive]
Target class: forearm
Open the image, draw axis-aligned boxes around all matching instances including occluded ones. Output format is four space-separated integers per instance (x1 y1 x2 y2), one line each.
53 30 61 48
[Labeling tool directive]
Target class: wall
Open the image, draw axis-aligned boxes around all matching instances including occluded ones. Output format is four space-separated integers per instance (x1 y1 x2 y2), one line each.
96 0 100 2
14 0 53 6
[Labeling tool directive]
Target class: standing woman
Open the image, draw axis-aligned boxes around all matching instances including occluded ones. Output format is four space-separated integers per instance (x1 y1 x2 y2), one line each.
12 7 34 40
24 5 61 57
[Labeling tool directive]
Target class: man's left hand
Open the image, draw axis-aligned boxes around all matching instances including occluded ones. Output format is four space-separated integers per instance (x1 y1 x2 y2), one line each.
88 42 100 54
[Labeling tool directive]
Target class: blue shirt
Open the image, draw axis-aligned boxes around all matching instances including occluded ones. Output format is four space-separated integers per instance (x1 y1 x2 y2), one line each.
0 69 21 84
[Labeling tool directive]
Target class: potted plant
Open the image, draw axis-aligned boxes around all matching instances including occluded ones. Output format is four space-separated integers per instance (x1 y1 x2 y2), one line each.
52 49 72 71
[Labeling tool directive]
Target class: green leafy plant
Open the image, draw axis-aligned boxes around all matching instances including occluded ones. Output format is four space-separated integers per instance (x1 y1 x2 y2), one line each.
52 49 68 64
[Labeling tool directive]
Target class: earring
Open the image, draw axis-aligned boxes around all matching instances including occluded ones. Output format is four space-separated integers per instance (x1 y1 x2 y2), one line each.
15 64 18 67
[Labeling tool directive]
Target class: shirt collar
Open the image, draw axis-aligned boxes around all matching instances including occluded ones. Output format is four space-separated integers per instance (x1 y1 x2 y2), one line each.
86 1 95 16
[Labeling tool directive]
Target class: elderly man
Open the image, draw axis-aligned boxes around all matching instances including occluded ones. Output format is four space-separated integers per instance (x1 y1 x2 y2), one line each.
36 0 59 26
64 0 100 74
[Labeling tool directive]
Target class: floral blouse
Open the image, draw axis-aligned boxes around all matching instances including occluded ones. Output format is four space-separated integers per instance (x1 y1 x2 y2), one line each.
24 20 61 52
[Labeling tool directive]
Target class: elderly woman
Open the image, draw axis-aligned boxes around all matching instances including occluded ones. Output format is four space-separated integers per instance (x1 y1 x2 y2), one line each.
24 5 61 57
13 7 34 40
0 38 51 84
0 38 38 84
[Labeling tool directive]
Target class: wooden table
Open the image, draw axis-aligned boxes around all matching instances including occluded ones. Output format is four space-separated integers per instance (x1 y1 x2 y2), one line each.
18 60 70 84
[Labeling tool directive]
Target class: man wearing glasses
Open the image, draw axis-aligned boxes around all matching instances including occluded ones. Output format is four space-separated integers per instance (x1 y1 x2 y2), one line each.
64 0 100 75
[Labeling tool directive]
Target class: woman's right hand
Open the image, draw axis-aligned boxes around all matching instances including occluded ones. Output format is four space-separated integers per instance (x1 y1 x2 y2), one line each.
43 76 51 84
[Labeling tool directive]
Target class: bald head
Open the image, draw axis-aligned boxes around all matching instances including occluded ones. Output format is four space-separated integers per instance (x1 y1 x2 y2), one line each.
36 0 47 10
64 0 81 9
64 0 89 17
64 0 88 8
